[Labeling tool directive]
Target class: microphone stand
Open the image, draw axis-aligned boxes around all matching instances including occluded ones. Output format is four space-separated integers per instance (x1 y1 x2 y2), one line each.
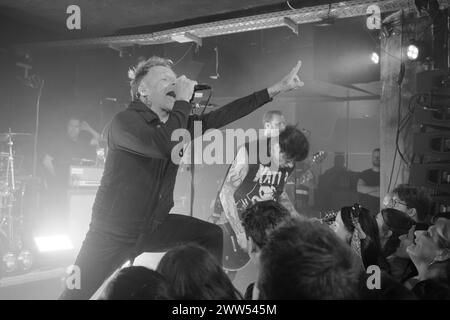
30 78 45 229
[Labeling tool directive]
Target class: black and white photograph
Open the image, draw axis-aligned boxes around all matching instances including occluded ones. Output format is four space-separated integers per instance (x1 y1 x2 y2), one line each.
0 0 449 304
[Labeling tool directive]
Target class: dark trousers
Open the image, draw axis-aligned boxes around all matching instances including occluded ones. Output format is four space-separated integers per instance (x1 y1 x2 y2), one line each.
59 214 223 300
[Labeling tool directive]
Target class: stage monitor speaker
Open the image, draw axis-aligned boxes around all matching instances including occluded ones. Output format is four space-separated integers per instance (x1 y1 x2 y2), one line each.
414 107 450 129
416 69 450 93
409 163 450 193
68 188 97 254
412 132 450 161
432 196 450 219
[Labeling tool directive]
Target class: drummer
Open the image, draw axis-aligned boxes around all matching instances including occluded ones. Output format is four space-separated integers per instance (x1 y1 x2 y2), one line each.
41 116 100 226
42 116 99 177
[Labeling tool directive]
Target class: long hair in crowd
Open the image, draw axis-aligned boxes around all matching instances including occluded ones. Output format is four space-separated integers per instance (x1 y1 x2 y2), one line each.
340 205 389 271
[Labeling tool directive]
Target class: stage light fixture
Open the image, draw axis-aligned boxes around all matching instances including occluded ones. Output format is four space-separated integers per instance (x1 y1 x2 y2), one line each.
407 44 419 60
371 52 380 64
2 252 17 273
405 39 431 62
17 250 33 270
34 235 74 253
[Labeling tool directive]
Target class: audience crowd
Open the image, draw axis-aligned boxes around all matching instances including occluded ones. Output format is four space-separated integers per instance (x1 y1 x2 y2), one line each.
100 186 450 300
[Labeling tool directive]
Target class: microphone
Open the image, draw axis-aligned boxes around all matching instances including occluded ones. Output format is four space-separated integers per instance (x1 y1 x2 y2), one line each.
190 84 212 104
104 97 117 102
194 84 211 91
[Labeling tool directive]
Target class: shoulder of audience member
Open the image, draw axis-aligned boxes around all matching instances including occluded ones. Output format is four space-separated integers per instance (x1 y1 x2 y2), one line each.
412 279 450 300
359 270 417 300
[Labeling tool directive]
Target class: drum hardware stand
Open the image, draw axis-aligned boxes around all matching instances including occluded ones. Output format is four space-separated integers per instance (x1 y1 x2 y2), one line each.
0 130 30 274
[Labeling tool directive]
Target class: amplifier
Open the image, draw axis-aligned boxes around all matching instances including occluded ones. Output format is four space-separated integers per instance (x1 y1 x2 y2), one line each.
416 69 450 93
414 107 450 129
68 188 97 254
409 163 450 192
69 166 104 188
412 132 450 161
433 196 450 216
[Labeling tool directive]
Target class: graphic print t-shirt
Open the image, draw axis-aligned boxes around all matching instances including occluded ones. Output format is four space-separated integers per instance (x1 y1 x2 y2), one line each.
216 139 294 217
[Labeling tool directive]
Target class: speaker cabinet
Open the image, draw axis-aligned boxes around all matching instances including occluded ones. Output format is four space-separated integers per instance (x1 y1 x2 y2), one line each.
68 188 97 254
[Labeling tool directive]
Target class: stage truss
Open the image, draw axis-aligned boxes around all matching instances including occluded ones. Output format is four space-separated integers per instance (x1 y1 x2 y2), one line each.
16 0 450 50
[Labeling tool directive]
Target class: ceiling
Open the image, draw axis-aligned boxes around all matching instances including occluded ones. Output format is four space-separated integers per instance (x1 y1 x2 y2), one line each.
0 0 382 101
2 0 393 45
0 0 313 42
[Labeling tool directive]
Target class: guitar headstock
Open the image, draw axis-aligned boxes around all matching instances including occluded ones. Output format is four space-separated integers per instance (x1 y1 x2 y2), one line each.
319 210 339 225
311 151 327 165
296 151 327 185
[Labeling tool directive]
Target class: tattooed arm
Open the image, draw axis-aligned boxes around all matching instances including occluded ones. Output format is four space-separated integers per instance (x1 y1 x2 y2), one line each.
219 146 249 249
279 190 303 219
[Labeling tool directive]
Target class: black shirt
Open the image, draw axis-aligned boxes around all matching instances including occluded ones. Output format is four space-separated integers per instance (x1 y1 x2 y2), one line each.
358 168 380 214
91 90 272 238
359 168 380 187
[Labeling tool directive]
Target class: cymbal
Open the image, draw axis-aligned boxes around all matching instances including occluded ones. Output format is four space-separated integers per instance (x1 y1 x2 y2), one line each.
0 132 32 142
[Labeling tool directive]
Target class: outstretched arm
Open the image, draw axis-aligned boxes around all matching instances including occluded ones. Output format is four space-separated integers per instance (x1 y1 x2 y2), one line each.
194 60 304 132
267 60 304 98
219 146 249 249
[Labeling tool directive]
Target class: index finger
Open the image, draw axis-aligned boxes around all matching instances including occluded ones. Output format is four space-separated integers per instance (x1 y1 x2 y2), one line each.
290 60 302 76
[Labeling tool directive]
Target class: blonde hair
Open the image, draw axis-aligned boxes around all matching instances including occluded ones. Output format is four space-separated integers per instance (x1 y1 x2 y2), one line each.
128 56 173 99
262 110 283 125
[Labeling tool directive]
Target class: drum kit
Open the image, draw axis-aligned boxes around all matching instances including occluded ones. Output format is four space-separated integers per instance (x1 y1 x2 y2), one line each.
0 130 34 275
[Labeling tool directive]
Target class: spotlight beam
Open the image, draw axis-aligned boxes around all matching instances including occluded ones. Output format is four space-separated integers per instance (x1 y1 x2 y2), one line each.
337 83 378 96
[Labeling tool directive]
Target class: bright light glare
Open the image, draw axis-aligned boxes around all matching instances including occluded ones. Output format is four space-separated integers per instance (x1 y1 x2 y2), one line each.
3 253 17 272
18 250 33 270
371 52 379 64
407 44 419 60
34 235 74 252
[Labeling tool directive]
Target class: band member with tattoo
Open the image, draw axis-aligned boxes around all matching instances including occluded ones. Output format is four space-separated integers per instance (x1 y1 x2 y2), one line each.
60 56 304 299
215 125 310 250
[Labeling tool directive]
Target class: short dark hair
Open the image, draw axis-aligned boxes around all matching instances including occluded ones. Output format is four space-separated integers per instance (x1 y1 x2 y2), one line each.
101 266 173 300
392 184 433 223
259 218 362 299
242 200 290 249
157 244 242 300
279 125 309 162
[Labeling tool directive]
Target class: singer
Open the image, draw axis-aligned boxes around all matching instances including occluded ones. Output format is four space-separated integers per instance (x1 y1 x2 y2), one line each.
59 56 304 299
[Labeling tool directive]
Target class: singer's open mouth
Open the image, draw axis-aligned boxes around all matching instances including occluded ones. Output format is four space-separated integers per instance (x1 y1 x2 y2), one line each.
166 91 176 98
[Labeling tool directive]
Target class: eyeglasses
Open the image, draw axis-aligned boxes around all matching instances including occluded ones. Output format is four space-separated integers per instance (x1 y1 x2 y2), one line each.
383 198 408 209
